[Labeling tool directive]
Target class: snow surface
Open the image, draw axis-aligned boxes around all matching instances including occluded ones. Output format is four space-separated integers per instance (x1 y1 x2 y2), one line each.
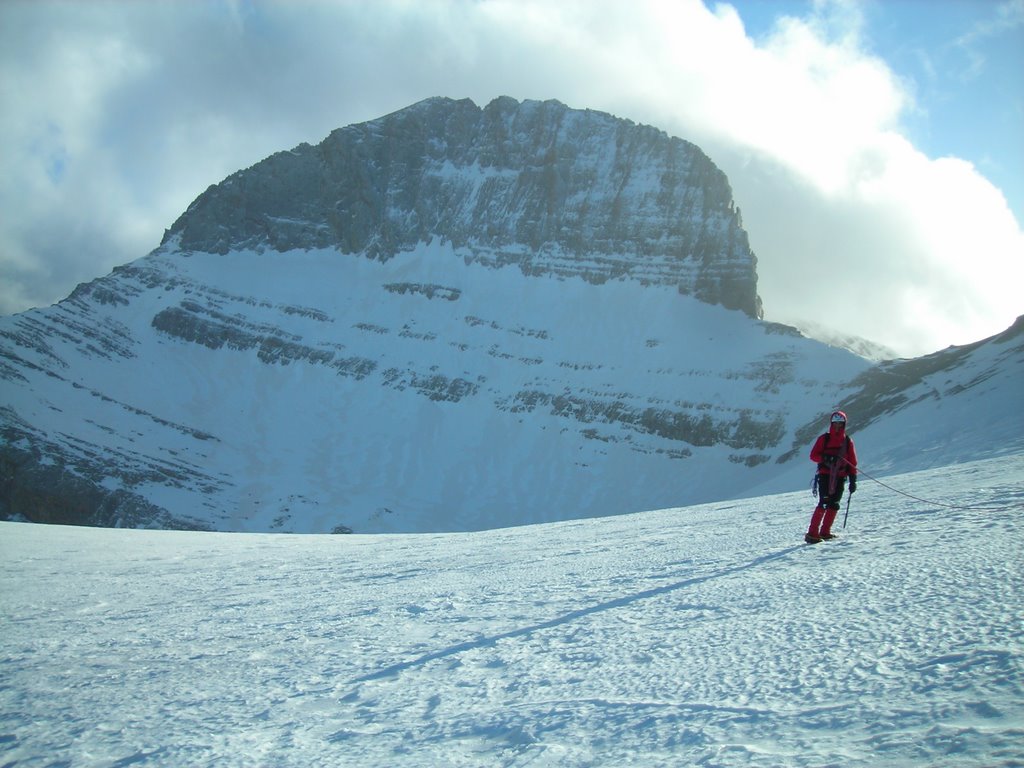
2 242 878 533
2 454 1022 767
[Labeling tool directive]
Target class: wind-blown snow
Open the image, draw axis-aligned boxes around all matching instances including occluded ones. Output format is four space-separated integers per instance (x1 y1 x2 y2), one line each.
2 454 1022 766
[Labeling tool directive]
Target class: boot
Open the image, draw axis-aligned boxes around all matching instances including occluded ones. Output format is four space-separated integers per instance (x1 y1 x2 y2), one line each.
819 507 838 539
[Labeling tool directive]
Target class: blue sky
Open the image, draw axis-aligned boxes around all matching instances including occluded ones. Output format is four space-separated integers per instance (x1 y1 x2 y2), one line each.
0 0 1021 356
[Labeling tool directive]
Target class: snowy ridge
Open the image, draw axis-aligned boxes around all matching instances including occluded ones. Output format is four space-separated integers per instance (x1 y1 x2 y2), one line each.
782 319 900 362
2 454 1022 766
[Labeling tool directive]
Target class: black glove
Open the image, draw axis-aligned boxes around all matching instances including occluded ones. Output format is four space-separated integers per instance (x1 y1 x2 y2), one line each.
848 477 857 493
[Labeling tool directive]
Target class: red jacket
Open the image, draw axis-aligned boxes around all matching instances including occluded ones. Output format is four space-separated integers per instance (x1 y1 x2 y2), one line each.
810 426 858 478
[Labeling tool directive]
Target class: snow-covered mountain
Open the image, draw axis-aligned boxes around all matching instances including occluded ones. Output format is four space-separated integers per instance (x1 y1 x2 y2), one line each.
783 319 900 362
763 314 1024 493
1 97 1021 533
2 455 1022 767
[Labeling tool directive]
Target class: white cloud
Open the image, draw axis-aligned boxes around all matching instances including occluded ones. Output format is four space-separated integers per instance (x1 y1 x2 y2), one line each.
0 0 1021 356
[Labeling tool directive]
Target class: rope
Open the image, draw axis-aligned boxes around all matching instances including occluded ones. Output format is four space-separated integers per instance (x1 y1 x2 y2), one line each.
847 462 1006 512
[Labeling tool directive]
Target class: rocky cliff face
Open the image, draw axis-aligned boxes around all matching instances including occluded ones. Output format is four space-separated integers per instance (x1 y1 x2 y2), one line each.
165 97 762 318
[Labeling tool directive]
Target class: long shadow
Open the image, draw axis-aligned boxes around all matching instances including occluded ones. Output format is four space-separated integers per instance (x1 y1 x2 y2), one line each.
351 544 803 684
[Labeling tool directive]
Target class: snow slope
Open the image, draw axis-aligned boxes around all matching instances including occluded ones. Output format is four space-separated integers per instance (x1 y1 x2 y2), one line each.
1 243 870 533
2 453 1022 767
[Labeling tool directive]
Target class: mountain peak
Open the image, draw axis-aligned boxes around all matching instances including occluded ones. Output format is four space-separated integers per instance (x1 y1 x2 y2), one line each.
7 99 1016 534
164 96 763 318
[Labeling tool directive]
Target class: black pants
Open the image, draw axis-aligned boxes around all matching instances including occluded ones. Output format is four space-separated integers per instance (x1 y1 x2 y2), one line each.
816 475 846 510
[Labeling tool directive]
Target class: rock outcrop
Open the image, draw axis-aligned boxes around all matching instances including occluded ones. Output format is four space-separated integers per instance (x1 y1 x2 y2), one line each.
165 97 762 318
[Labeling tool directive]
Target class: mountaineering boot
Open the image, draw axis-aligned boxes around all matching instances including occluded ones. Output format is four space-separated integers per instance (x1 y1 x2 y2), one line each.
806 505 826 541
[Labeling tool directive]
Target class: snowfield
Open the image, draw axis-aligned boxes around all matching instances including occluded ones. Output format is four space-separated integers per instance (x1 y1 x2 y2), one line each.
2 454 1023 767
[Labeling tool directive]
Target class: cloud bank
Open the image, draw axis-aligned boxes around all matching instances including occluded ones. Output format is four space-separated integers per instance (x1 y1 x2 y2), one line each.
1 0 1021 356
